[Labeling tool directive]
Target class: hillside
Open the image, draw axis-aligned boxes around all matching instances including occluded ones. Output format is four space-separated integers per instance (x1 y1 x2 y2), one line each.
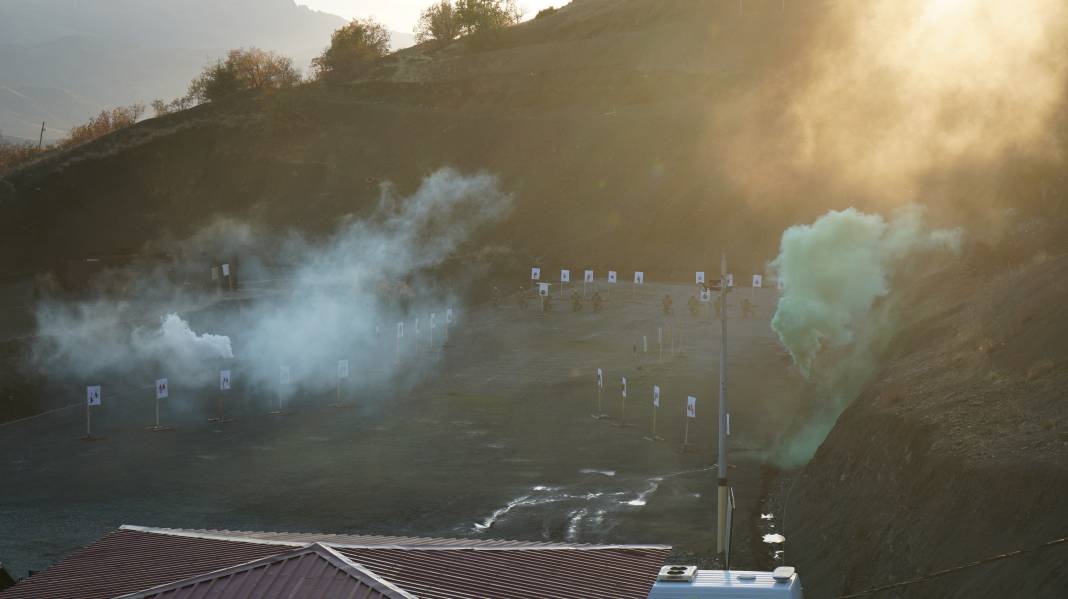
1 0 1067 595
785 252 1068 598
2 0 1064 278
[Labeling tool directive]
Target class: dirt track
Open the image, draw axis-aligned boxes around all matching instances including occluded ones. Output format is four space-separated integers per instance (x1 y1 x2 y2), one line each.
0 282 803 577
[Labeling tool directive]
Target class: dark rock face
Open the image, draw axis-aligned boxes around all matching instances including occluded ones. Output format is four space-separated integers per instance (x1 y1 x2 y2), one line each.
787 257 1068 599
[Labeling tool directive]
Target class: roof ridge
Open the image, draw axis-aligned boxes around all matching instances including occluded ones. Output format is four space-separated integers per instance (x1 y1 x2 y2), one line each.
118 525 672 551
111 542 417 599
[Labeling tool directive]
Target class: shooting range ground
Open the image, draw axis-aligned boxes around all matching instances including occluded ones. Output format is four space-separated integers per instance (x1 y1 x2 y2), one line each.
0 282 802 578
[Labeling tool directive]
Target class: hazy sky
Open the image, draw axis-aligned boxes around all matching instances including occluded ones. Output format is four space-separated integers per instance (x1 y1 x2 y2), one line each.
298 0 561 33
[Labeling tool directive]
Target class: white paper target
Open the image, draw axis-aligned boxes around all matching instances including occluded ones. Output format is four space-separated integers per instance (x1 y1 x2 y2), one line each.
561 269 571 283
634 271 645 284
338 360 350 379
538 282 550 296
397 322 404 339
621 377 628 398
531 267 541 281
687 395 697 418
608 270 618 283
280 366 291 386
219 370 231 391
726 273 734 287
653 385 660 408
584 270 594 283
752 274 763 288
155 378 169 400
222 263 230 276
696 271 705 284
446 308 454 324
777 277 785 290
700 289 712 303
597 368 604 389
87 385 102 406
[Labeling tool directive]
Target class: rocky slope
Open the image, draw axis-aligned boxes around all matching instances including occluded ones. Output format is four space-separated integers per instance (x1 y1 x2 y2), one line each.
786 252 1068 598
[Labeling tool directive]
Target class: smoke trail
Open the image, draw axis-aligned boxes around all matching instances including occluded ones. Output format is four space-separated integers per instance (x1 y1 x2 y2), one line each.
234 168 512 392
31 306 231 382
770 206 960 465
29 168 513 398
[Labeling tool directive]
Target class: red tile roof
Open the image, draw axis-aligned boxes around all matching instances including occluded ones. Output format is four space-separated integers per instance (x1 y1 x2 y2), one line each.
0 526 671 599
116 543 414 599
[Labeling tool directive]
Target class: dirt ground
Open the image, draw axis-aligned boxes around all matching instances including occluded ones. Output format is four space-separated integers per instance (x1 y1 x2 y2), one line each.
0 282 804 579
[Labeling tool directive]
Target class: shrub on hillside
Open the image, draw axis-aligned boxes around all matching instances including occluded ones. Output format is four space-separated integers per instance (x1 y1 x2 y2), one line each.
456 0 522 35
416 0 521 44
150 96 195 118
416 1 461 45
64 104 145 147
189 48 301 103
0 142 48 176
535 6 557 19
313 18 391 83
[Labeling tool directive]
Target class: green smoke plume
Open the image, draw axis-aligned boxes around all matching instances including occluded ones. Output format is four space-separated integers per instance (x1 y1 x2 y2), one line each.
770 206 960 466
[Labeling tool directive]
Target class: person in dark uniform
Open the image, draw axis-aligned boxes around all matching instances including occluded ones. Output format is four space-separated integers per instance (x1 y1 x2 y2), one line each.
741 297 755 319
571 290 583 312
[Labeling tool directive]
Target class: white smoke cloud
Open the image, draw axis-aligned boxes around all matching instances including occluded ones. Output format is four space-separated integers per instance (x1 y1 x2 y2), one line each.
133 314 233 364
232 168 512 392
29 168 513 398
31 306 230 383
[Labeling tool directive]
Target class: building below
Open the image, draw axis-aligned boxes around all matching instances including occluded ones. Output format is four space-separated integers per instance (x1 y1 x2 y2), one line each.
0 525 671 599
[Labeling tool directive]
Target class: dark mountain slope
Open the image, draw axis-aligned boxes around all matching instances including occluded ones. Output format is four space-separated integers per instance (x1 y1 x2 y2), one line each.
786 253 1068 598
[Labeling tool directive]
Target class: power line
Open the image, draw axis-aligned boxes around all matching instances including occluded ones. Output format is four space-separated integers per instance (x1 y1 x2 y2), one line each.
838 536 1068 598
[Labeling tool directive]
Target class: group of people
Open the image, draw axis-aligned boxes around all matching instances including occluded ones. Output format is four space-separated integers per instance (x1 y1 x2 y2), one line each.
495 283 756 319
497 286 605 313
681 292 756 319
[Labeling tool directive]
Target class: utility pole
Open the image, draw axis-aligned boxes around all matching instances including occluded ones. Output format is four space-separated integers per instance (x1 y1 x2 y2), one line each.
717 252 729 556
38 121 45 149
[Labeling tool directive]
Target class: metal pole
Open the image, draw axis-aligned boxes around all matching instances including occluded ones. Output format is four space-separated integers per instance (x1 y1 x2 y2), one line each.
155 397 160 428
38 121 45 149
717 252 729 554
86 401 91 438
652 405 657 437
